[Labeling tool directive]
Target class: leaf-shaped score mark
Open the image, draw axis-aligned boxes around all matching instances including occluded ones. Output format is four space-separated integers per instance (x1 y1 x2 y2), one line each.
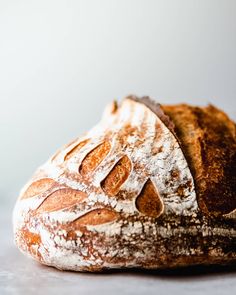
20 178 56 200
64 139 89 161
36 188 87 214
79 141 111 175
71 208 118 227
101 155 132 196
135 179 164 218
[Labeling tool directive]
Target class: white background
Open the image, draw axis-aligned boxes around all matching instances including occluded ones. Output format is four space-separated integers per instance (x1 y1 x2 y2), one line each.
0 1 235 294
1 0 236 204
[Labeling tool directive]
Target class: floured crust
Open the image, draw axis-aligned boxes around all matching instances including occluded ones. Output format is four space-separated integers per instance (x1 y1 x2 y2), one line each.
127 95 175 133
13 96 236 272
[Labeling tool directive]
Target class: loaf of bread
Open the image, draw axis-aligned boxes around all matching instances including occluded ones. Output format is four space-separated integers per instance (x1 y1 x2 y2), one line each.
13 96 236 272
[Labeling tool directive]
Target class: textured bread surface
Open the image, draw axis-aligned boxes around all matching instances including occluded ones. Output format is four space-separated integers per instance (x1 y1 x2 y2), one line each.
13 96 236 272
163 104 236 217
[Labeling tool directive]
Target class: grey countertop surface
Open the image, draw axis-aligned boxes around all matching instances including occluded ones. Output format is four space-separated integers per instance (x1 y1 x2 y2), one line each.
1 203 235 295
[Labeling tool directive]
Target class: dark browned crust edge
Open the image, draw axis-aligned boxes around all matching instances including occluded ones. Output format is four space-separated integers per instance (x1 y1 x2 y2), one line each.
126 95 175 134
162 103 236 217
125 95 236 217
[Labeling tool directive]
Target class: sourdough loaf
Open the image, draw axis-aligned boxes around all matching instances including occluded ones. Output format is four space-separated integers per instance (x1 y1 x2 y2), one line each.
13 96 236 271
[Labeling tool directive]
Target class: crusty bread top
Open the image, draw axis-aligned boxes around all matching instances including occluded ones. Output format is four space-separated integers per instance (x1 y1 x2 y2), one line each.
19 96 236 219
127 96 236 217
162 103 236 217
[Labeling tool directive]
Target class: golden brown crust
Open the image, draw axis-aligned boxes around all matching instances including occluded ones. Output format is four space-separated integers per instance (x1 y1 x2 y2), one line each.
36 188 87 214
162 104 236 217
101 155 132 196
135 179 164 218
64 139 89 161
72 208 119 227
20 178 56 200
79 141 111 175
18 228 42 261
